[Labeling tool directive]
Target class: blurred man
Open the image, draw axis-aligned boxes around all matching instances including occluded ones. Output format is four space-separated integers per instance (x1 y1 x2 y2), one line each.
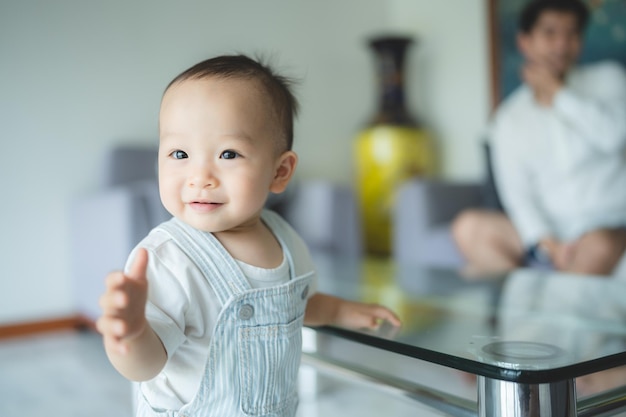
452 0 626 275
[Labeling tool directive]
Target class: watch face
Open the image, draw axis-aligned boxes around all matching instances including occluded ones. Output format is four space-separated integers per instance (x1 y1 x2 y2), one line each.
524 245 553 268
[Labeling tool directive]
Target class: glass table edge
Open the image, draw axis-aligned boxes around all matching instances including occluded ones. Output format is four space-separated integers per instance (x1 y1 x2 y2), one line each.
309 325 626 384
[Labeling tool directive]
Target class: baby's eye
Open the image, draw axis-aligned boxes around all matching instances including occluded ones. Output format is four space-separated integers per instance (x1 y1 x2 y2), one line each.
170 150 188 159
220 150 239 160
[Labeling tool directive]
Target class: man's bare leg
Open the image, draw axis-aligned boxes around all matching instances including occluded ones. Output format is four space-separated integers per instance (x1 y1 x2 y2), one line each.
451 209 524 273
566 228 626 275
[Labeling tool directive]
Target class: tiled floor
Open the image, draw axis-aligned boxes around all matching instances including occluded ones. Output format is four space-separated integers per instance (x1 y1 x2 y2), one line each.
0 330 132 417
0 330 475 417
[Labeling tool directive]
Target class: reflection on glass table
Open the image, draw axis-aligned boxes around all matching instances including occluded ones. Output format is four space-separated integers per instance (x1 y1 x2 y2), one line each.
305 254 626 417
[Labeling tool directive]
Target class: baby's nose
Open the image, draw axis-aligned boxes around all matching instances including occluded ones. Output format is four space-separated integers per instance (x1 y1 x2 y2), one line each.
188 165 218 188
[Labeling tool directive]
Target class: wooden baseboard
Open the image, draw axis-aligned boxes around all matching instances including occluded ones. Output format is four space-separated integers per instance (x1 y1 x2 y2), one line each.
0 315 95 340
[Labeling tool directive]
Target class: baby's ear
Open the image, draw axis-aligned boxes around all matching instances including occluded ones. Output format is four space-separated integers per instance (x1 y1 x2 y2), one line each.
270 151 298 193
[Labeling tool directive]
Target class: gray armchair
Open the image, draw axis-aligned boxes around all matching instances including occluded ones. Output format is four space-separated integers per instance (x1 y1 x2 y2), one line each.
70 145 361 321
393 142 505 268
392 179 483 267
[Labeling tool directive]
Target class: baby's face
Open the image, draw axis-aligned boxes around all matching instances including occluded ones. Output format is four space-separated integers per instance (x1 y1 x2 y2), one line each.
158 77 293 233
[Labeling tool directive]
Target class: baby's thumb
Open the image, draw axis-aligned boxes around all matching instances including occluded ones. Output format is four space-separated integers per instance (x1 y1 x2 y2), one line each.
128 248 149 282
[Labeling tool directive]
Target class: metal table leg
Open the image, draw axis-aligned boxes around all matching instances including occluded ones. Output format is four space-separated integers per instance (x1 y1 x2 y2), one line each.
478 376 576 417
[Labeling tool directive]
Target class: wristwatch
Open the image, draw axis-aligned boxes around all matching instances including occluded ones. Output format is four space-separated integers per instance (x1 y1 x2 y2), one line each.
524 243 553 268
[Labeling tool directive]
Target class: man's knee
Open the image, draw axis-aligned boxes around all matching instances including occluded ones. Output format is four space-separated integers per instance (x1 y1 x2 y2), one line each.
582 230 626 261
451 209 484 246
574 229 626 274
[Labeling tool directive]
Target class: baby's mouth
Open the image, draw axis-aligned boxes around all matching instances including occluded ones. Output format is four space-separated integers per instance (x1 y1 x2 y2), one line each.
188 201 223 212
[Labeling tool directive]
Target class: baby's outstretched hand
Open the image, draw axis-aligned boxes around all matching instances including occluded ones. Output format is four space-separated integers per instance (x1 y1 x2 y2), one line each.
336 300 401 330
96 248 149 354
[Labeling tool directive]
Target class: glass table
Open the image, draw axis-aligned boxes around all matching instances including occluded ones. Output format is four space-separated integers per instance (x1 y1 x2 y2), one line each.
303 254 626 417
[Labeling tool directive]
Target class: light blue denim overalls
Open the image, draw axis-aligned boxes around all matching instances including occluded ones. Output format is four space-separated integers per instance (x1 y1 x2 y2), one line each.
136 211 314 417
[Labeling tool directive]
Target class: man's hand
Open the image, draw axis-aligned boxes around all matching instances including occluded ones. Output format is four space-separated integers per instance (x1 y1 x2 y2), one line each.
521 62 563 106
540 237 576 271
97 248 149 355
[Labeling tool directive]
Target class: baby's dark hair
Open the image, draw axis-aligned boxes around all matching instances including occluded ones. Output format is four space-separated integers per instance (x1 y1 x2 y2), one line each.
165 54 299 151
519 0 590 34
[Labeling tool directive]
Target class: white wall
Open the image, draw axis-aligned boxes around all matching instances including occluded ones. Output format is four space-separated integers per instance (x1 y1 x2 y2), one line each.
389 0 491 178
0 0 489 324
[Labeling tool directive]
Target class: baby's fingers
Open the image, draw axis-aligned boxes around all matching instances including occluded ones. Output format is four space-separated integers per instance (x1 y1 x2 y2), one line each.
105 271 127 290
372 305 402 327
96 315 129 339
99 289 128 311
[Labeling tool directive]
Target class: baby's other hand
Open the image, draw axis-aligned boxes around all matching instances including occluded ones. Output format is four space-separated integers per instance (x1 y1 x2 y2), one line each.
336 300 401 330
96 248 149 354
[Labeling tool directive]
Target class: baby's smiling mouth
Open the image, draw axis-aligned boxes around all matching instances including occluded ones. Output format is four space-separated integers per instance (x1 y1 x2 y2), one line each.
188 201 223 212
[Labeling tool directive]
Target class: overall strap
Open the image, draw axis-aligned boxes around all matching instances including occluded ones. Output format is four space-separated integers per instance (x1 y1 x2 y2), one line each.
260 210 296 280
157 218 249 305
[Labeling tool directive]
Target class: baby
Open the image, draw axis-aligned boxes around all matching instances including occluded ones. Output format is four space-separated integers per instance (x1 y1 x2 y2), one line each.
97 55 401 416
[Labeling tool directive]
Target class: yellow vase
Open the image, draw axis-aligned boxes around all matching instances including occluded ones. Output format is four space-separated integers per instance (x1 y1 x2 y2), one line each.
355 36 436 256
355 125 435 255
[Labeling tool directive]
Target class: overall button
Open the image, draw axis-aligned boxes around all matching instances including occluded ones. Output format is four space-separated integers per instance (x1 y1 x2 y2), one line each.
239 304 254 320
301 285 309 300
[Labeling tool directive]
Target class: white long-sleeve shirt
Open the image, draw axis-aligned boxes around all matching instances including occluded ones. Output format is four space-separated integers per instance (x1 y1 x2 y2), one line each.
489 61 626 247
